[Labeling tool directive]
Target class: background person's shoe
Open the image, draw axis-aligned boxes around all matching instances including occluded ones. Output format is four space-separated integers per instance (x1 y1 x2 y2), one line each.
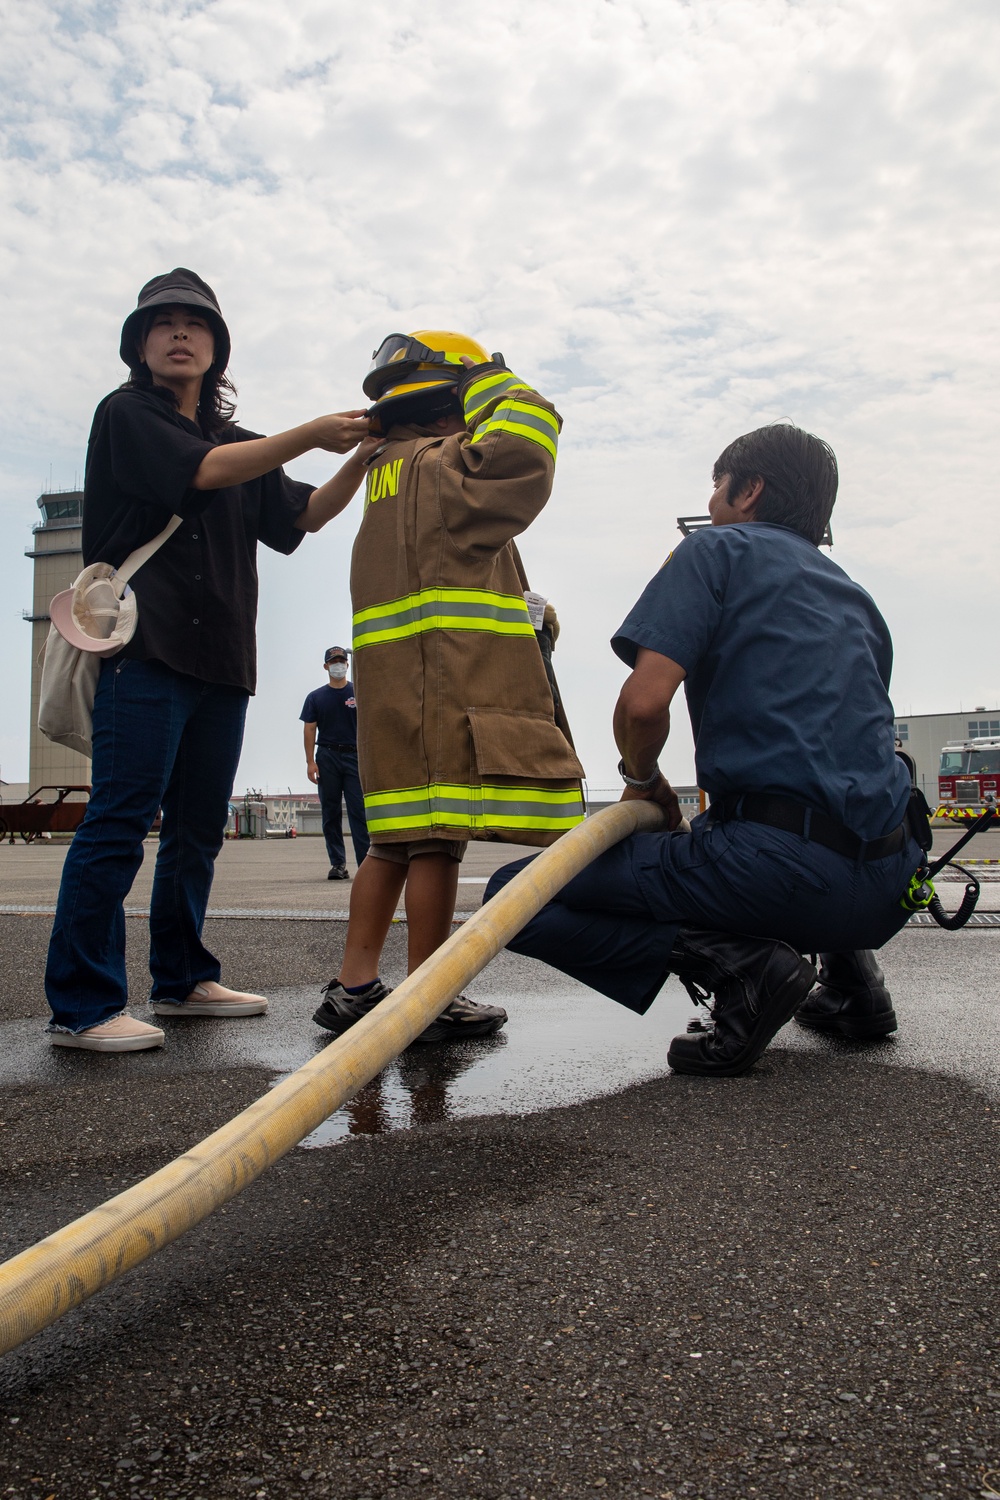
414 994 507 1044
313 978 393 1034
327 865 351 881
666 929 816 1077
50 1015 165 1052
151 981 268 1017
794 950 897 1038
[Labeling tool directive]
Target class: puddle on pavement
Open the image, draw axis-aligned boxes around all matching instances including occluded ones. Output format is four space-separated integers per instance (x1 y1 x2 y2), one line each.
278 987 694 1147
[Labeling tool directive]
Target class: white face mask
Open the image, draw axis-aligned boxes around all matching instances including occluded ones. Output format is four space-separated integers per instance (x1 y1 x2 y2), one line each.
327 662 348 680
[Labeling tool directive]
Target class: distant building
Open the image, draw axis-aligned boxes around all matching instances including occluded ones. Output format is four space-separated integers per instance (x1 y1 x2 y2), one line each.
263 792 320 832
225 792 322 837
585 785 702 817
24 491 90 792
892 709 1000 802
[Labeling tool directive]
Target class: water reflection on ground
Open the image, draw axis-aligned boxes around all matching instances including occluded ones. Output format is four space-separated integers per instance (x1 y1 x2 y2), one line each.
294 987 693 1147
321 1036 508 1141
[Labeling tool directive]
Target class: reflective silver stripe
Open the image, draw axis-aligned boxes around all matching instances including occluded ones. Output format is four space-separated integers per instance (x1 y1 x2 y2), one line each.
471 402 560 450
483 794 583 819
363 780 585 833
365 793 583 822
462 371 524 417
358 597 531 635
365 794 469 820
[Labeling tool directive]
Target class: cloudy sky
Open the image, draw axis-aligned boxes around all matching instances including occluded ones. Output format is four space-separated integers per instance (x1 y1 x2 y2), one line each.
2 0 997 793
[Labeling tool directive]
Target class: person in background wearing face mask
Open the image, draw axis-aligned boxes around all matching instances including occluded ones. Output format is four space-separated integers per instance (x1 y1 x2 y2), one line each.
301 646 370 879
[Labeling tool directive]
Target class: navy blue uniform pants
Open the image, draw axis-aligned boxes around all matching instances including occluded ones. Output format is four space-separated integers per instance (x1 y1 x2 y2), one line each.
316 745 370 868
484 811 923 1015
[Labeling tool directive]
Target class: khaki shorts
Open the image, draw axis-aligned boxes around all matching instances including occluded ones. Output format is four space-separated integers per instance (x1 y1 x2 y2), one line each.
369 839 467 865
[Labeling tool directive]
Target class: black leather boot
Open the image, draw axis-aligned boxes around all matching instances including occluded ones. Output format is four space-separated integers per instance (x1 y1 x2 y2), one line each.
666 930 817 1077
794 950 897 1039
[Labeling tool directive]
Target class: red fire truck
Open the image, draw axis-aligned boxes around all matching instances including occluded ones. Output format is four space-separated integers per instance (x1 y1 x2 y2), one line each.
938 737 1000 813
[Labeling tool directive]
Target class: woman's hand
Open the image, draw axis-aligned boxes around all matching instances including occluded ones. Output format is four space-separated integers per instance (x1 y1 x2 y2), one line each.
310 411 373 453
294 431 382 531
193 411 374 490
330 433 382 478
355 433 383 464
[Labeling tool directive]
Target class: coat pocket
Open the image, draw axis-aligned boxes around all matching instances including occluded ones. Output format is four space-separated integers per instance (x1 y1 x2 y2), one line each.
467 707 585 781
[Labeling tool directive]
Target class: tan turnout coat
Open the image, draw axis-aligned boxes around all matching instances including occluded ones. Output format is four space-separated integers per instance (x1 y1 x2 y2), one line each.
350 366 585 847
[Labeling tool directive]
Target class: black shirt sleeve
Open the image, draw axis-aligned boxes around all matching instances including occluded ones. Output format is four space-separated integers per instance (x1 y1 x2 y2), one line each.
225 425 313 555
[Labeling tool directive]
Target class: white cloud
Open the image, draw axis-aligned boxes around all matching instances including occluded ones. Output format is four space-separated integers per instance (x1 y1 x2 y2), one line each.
1 0 998 789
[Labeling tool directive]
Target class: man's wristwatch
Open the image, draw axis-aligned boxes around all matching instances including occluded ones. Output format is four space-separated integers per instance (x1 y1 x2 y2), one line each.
618 758 661 791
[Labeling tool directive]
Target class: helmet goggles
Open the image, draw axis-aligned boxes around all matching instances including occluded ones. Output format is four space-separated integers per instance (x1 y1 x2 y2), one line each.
363 332 502 401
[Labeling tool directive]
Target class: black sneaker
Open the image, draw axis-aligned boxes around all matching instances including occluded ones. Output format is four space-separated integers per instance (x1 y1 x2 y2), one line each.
415 994 508 1045
313 978 392 1034
327 865 351 881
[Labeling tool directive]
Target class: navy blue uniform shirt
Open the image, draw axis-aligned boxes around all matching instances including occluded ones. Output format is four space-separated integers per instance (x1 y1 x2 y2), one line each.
300 683 359 747
612 522 911 841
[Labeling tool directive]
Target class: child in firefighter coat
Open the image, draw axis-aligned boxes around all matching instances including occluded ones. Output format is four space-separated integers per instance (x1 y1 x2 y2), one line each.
313 331 584 1043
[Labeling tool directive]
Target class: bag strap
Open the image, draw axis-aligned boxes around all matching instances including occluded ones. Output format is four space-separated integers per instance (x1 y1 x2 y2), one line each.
113 514 184 596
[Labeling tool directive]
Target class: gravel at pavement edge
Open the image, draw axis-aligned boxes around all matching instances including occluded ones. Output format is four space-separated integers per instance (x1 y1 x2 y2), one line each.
1 1050 997 1500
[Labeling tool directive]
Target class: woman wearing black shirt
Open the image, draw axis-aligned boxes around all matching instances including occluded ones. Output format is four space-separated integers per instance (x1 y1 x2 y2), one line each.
47 268 377 1051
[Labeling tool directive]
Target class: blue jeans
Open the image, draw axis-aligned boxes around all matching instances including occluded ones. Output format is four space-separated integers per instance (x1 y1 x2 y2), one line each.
484 811 923 1016
316 745 370 867
45 657 249 1032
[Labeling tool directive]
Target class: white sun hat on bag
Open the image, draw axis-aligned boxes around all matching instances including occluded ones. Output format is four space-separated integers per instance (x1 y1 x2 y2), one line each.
39 514 184 757
49 564 139 656
48 515 183 655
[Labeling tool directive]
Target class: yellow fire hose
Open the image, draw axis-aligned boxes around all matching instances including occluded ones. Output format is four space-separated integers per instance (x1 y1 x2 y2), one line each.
0 798 668 1358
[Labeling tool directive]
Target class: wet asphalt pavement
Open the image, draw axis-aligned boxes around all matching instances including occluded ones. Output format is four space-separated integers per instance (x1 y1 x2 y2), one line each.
1 905 1000 1498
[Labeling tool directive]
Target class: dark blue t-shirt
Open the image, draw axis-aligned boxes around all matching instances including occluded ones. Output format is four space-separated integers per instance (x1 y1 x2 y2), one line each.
300 682 358 747
612 523 911 840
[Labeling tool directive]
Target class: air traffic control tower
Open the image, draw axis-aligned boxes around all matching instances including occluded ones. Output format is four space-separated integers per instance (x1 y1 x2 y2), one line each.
24 491 90 790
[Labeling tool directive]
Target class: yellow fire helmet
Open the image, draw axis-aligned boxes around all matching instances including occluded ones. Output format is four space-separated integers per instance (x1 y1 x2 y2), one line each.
363 330 503 426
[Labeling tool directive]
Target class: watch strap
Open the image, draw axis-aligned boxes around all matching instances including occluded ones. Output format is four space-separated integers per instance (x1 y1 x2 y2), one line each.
617 758 661 791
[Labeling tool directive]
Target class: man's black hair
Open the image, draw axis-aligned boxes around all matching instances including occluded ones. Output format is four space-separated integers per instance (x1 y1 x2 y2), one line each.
713 423 838 546
380 389 463 431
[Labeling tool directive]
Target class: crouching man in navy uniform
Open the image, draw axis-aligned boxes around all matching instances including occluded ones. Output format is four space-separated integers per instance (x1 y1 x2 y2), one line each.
485 424 922 1077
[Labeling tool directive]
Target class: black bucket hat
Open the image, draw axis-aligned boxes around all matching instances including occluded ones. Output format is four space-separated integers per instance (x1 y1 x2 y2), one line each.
119 268 231 371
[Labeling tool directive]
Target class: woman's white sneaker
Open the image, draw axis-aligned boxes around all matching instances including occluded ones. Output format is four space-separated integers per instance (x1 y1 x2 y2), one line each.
151 981 268 1017
50 1015 165 1052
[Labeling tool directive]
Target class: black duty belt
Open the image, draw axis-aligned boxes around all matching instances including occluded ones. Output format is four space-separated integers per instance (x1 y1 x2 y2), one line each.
318 743 358 752
710 792 907 862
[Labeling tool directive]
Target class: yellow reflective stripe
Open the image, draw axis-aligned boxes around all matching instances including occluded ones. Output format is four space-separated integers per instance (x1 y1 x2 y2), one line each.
364 781 585 833
470 399 559 460
365 783 473 807
353 587 535 651
480 786 583 805
364 784 584 809
462 371 524 418
352 587 529 626
356 616 536 649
